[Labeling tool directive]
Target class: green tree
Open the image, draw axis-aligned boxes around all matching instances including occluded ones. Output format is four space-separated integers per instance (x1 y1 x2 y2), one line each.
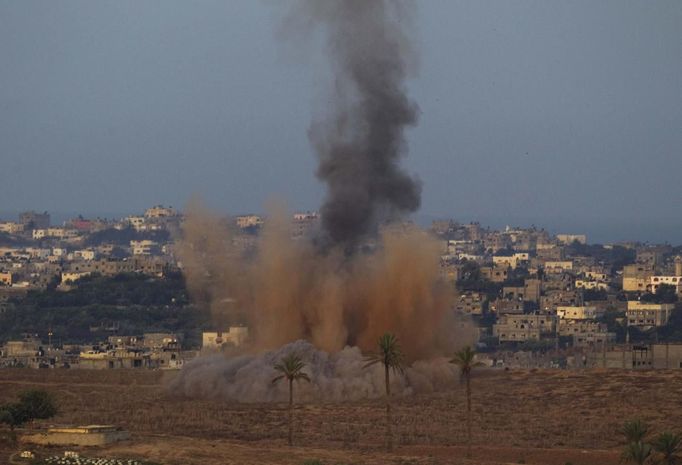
450 345 484 458
652 432 681 465
0 389 57 431
364 332 404 452
622 441 652 465
272 353 310 446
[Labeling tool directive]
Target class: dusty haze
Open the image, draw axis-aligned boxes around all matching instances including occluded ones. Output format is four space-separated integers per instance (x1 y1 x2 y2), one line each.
176 201 474 361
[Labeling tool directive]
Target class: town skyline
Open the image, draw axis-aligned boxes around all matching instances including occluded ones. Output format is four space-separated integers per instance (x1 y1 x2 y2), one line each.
1 206 679 246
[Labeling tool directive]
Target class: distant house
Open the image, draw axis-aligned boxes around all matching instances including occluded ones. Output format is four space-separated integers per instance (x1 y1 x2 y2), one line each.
556 305 604 320
556 234 587 245
202 327 249 349
493 313 557 342
626 301 675 329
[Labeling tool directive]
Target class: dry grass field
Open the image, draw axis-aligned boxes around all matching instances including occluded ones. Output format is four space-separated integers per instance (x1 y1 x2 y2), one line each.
1 368 681 465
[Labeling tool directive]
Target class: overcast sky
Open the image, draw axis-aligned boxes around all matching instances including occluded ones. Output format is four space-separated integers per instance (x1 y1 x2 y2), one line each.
1 1 680 243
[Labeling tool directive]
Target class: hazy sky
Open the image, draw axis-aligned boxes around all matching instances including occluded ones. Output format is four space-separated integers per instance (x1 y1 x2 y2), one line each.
1 1 680 243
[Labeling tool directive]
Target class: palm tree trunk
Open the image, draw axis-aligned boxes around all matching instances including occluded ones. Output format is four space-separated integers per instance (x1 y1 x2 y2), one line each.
288 378 293 446
385 363 392 452
466 374 472 459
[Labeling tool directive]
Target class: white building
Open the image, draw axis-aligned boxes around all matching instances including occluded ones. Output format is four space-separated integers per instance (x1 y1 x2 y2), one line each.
130 240 159 256
649 276 682 294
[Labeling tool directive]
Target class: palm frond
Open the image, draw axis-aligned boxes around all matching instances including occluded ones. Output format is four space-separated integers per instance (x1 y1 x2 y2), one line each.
621 441 652 465
271 374 286 385
450 346 483 376
271 353 311 385
652 432 681 465
622 419 649 444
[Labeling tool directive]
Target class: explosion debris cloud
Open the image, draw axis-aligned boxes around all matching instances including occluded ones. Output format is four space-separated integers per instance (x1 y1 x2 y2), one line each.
177 202 475 361
171 1 476 401
168 340 462 402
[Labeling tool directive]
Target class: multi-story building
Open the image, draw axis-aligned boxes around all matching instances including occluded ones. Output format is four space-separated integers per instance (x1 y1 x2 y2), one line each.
575 280 610 290
126 216 146 232
130 240 159 256
454 292 486 315
489 298 527 314
556 234 587 245
144 205 177 218
235 215 263 229
19 211 50 229
480 266 509 283
648 276 682 294
622 264 654 292
626 301 675 329
544 261 574 273
0 222 25 234
556 305 604 320
493 313 557 342
202 327 249 349
558 320 606 336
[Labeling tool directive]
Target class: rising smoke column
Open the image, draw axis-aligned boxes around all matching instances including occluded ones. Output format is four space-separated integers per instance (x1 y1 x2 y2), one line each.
289 0 421 246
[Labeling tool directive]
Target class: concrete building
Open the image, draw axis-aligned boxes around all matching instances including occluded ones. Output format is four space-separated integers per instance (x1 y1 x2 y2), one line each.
143 333 180 350
544 261 574 273
236 215 264 229
556 305 604 320
492 253 529 270
626 301 675 328
480 266 509 283
145 205 177 218
291 212 319 238
19 211 50 229
493 313 557 342
202 327 249 349
622 264 655 292
23 425 130 446
0 222 25 234
126 216 146 232
575 280 610 290
454 292 485 315
556 234 587 245
649 276 682 294
61 272 91 284
130 240 159 256
489 298 527 314
591 344 682 369
2 338 40 357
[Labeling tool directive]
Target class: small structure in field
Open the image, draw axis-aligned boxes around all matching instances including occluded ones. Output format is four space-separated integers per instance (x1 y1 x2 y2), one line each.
22 425 130 446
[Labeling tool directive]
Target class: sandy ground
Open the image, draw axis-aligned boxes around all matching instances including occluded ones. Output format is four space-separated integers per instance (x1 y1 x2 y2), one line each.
1 368 681 464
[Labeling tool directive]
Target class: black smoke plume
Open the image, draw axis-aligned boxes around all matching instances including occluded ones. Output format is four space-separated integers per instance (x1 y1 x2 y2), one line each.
287 0 421 246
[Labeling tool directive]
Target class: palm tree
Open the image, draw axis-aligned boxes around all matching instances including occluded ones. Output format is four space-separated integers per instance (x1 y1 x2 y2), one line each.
622 441 652 465
364 332 404 451
652 432 681 465
450 345 484 459
622 419 649 444
272 353 310 446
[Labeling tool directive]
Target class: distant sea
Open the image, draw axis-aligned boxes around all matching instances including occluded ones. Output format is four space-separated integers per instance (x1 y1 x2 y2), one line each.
413 213 681 246
1 210 679 246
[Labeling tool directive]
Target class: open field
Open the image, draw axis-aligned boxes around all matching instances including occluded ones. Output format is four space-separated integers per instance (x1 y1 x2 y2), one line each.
1 368 682 465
